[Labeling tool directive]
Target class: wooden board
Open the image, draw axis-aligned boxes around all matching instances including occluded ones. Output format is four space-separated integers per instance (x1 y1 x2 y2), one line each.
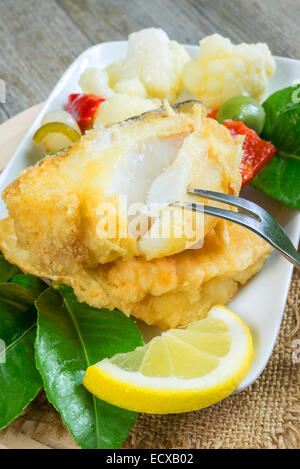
0 103 44 170
0 0 300 125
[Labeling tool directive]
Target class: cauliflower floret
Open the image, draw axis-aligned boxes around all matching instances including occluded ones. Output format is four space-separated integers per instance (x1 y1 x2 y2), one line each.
94 94 161 126
79 68 114 99
182 34 275 109
106 28 191 102
114 78 147 97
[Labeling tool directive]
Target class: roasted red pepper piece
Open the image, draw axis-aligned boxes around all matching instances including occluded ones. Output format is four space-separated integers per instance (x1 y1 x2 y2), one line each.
207 109 219 119
224 121 277 187
66 94 105 133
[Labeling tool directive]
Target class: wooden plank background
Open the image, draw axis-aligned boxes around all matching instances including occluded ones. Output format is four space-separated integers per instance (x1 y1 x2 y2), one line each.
0 0 299 124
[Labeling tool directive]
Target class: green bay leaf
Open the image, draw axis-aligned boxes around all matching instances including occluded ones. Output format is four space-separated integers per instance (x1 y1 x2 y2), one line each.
251 154 300 210
262 86 297 143
254 85 300 209
0 254 20 282
0 275 46 430
35 286 144 449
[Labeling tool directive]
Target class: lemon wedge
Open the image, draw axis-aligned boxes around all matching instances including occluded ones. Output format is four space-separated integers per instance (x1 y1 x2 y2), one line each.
83 305 253 414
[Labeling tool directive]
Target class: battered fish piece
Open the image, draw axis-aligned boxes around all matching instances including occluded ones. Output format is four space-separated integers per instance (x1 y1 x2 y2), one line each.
2 101 243 277
0 217 272 329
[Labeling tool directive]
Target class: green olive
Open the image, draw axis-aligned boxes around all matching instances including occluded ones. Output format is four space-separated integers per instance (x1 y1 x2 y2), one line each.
217 96 266 134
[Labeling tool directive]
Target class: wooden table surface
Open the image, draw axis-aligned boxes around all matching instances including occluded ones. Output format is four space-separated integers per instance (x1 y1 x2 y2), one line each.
0 0 299 124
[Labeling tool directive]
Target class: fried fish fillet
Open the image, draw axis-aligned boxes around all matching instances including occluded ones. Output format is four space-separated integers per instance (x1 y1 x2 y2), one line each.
0 217 272 329
0 100 270 330
2 101 243 277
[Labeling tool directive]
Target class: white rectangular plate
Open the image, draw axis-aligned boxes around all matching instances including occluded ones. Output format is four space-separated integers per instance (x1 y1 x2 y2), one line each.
0 41 299 393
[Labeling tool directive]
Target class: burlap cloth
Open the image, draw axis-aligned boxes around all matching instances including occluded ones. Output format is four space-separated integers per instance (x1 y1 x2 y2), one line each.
0 270 299 449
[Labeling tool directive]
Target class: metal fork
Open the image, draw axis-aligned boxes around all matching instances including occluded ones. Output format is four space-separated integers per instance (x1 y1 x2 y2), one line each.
171 188 300 270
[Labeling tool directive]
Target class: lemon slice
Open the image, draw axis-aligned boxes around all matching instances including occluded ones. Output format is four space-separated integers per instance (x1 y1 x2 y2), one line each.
83 305 253 414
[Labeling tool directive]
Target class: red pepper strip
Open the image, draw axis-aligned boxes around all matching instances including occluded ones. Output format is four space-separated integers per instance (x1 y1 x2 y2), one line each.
207 109 219 119
206 112 277 187
66 94 105 133
224 121 277 187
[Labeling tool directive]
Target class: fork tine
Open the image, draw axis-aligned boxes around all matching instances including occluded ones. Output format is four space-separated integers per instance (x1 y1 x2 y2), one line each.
187 187 262 221
171 201 300 270
171 202 257 228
